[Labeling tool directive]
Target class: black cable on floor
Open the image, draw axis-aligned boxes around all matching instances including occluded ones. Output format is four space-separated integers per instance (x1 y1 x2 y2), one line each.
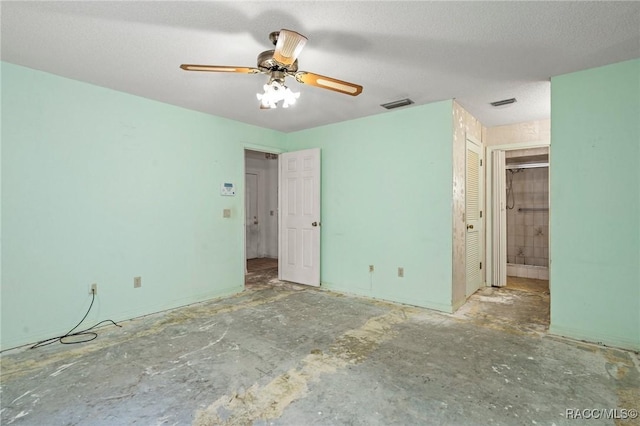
30 290 121 349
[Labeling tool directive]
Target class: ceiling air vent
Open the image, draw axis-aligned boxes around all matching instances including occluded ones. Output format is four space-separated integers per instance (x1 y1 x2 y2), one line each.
381 98 414 110
490 97 517 107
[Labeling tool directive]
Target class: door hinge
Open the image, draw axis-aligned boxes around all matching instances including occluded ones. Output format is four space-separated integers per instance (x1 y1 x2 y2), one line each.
480 159 483 166
480 210 482 218
479 262 482 270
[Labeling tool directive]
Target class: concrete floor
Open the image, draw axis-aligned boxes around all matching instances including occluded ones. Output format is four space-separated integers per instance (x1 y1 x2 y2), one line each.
1 269 639 425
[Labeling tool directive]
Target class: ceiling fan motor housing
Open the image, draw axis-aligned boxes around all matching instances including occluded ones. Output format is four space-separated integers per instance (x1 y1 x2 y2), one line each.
257 50 298 72
268 31 280 46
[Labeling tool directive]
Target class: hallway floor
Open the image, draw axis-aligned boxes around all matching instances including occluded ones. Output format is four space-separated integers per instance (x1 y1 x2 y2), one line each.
453 275 551 336
2 276 638 425
506 275 550 295
246 257 278 273
245 257 279 288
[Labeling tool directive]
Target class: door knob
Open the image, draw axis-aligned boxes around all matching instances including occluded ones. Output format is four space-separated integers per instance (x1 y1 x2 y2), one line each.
467 224 474 230
312 222 318 227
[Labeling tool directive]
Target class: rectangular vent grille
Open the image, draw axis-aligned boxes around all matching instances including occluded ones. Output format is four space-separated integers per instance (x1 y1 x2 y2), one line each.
490 98 517 107
381 98 414 110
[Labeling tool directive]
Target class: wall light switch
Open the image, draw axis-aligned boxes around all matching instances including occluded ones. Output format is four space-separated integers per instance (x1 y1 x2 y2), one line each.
223 209 231 218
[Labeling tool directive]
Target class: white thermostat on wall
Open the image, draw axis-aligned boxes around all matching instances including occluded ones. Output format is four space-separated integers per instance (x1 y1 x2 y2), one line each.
220 182 236 196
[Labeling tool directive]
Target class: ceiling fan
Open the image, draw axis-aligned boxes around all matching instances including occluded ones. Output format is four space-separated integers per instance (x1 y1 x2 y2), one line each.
180 29 363 109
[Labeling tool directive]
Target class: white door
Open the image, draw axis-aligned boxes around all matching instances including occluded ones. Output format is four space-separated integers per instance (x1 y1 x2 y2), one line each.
278 148 321 286
466 137 484 296
245 172 259 260
491 150 507 287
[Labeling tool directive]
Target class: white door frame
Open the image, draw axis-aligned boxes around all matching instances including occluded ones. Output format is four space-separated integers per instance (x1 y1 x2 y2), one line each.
491 150 507 287
243 145 282 276
484 140 550 287
244 170 261 259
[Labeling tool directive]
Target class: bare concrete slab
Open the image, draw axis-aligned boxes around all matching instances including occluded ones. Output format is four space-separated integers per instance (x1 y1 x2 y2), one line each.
1 281 638 425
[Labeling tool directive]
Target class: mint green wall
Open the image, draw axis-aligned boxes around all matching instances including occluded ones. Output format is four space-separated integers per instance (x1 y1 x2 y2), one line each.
285 102 454 311
1 62 284 349
8 57 636 352
550 59 640 351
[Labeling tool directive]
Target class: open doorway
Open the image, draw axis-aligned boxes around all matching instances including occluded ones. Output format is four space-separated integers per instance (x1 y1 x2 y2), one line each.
244 149 279 285
504 147 550 292
244 147 322 288
477 143 550 332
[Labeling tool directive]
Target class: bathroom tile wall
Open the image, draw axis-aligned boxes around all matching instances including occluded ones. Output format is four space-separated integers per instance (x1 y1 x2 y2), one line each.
506 264 550 280
506 166 549 267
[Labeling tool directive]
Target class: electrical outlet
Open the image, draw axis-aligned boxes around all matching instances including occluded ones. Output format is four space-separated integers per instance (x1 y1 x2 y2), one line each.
134 276 142 288
398 267 404 278
369 265 374 273
90 283 98 295
223 209 231 218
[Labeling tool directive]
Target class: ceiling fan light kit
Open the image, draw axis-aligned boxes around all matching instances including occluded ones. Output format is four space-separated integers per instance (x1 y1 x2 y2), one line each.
180 29 363 109
257 76 300 109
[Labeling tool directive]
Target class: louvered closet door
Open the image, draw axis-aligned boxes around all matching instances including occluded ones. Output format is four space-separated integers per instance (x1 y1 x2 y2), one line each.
466 138 484 297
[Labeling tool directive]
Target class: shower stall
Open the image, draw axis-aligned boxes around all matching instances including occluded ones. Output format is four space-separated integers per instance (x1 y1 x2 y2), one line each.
505 149 549 280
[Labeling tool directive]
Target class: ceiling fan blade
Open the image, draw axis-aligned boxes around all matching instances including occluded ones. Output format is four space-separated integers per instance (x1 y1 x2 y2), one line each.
273 29 308 67
294 72 363 96
180 64 261 74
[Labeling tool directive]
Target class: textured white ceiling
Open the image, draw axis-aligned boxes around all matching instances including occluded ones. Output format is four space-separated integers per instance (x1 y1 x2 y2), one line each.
2 1 639 133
